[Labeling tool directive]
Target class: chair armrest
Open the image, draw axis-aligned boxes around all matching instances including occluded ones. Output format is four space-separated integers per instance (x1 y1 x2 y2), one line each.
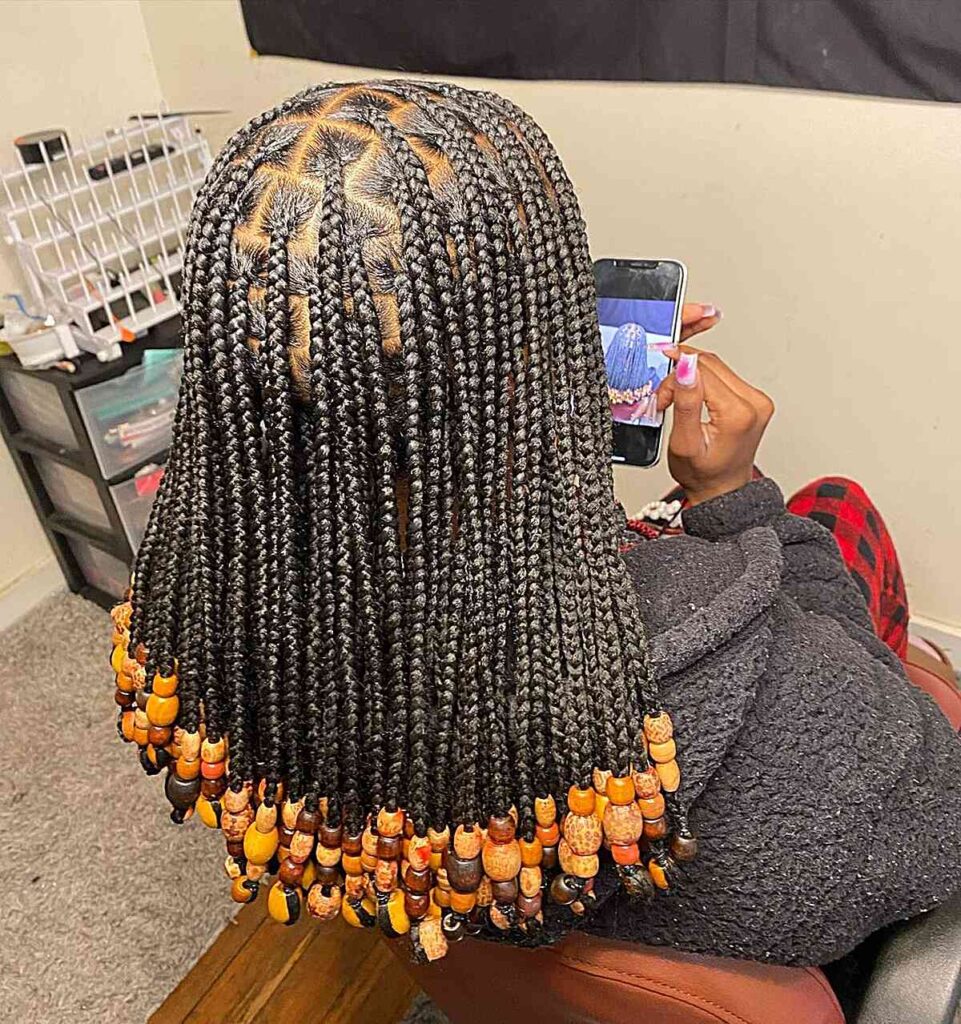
855 894 961 1024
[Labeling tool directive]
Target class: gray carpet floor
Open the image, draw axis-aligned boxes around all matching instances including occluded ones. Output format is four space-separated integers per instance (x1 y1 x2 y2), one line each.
0 591 446 1024
0 593 235 1024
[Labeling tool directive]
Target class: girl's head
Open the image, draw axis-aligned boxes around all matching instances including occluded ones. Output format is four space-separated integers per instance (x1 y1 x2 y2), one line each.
121 82 688 940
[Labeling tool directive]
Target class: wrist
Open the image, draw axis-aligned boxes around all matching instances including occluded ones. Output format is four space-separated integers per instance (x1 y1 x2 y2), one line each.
683 471 754 507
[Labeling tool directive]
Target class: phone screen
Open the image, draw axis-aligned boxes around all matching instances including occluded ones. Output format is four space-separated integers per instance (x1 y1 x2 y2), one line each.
594 259 686 467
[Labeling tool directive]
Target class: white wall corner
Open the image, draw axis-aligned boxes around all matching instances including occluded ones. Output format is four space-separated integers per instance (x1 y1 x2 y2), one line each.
0 557 65 633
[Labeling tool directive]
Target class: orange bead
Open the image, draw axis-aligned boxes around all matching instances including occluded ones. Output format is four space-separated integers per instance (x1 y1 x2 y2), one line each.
177 757 200 780
535 822 560 846
648 859 671 890
643 816 668 840
562 812 603 856
611 842 640 866
644 712 674 744
147 725 171 747
655 759 681 793
342 854 363 876
449 890 476 914
115 671 137 694
407 834 431 871
146 693 179 727
567 786 595 816
481 838 521 882
603 801 643 845
637 793 666 820
152 672 178 698
377 807 405 837
519 837 543 866
110 644 126 674
201 759 226 780
605 774 636 806
648 739 677 764
593 793 609 824
120 710 136 742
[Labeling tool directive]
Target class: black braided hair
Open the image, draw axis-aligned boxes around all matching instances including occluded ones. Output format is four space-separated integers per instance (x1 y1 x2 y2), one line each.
128 79 681 854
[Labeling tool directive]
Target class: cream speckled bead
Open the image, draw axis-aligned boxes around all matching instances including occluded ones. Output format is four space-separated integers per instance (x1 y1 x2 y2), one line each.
603 801 644 845
281 798 304 830
481 838 521 882
255 802 278 832
534 794 556 827
520 866 542 898
315 844 342 868
558 838 599 878
180 731 201 760
418 917 448 961
288 830 314 864
453 825 483 859
563 812 603 856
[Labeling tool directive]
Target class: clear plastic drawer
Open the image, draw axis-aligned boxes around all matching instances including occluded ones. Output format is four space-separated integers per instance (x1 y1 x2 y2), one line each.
109 463 165 552
75 349 182 479
1 370 78 449
68 537 130 598
35 457 111 533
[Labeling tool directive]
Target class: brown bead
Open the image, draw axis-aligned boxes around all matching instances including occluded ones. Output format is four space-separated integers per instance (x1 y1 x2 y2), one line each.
307 883 342 921
487 815 515 843
179 731 201 760
643 815 668 840
534 794 556 827
516 892 542 918
314 863 341 887
446 853 483 893
405 867 431 894
605 774 636 806
342 832 363 856
374 859 398 891
114 688 134 708
670 833 699 863
407 834 431 871
226 839 244 859
453 824 484 858
655 759 681 793
376 807 405 837
542 845 559 870
223 786 251 813
603 801 643 845
563 812 603 856
291 806 319 834
405 892 431 918
280 799 304 830
279 825 296 847
362 826 379 857
558 839 599 879
427 826 450 851
222 807 254 841
644 712 674 745
632 765 661 798
278 857 305 886
289 830 315 863
491 878 518 903
520 865 542 897
567 786 595 816
317 822 342 848
519 836 543 866
255 802 278 832
201 777 227 800
482 838 521 882
638 793 666 820
416 917 448 962
377 835 403 860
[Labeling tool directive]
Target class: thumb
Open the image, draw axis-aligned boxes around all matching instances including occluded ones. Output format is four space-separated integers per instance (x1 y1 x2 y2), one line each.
666 352 705 458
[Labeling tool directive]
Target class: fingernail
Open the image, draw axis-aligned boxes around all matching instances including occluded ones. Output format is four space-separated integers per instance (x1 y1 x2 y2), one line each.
676 352 698 388
701 304 718 319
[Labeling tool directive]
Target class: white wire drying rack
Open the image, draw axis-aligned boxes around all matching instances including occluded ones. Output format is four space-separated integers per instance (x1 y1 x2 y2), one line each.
0 113 211 361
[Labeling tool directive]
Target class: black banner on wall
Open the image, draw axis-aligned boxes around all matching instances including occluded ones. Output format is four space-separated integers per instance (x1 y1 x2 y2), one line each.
241 0 961 102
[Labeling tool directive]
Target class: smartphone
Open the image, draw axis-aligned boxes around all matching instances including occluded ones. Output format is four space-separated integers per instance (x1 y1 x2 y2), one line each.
594 258 687 468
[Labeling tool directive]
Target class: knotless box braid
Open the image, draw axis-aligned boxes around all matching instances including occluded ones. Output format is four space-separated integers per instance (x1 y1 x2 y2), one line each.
114 80 694 955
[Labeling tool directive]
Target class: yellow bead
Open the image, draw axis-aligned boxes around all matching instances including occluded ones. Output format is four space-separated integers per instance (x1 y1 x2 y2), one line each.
301 860 317 890
152 672 178 698
196 795 221 829
378 889 410 936
243 823 279 865
146 693 179 727
341 895 376 928
110 645 126 674
655 759 681 793
267 881 302 925
648 739 677 764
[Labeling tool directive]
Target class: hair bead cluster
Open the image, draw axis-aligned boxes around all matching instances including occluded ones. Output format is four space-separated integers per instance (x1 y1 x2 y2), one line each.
109 80 695 961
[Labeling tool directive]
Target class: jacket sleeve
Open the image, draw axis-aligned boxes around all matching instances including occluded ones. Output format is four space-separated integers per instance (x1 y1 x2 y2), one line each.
682 478 903 673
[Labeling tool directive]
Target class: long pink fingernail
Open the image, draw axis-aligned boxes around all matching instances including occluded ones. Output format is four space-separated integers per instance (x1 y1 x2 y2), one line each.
701 304 717 318
676 352 698 388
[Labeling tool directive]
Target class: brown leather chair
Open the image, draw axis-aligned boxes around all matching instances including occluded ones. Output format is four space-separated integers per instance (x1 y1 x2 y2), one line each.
405 642 961 1024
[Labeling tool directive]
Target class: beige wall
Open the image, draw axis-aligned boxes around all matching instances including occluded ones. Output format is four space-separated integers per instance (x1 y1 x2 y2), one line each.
0 2 163 594
2 1 958 628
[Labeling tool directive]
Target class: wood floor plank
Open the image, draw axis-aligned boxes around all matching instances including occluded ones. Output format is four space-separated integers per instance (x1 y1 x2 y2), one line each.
319 939 419 1024
150 901 267 1024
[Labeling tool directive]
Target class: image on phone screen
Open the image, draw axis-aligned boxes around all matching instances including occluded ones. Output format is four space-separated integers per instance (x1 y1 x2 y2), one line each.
595 259 686 467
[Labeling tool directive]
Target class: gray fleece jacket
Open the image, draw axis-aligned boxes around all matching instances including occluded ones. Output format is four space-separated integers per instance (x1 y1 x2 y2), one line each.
576 478 961 965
